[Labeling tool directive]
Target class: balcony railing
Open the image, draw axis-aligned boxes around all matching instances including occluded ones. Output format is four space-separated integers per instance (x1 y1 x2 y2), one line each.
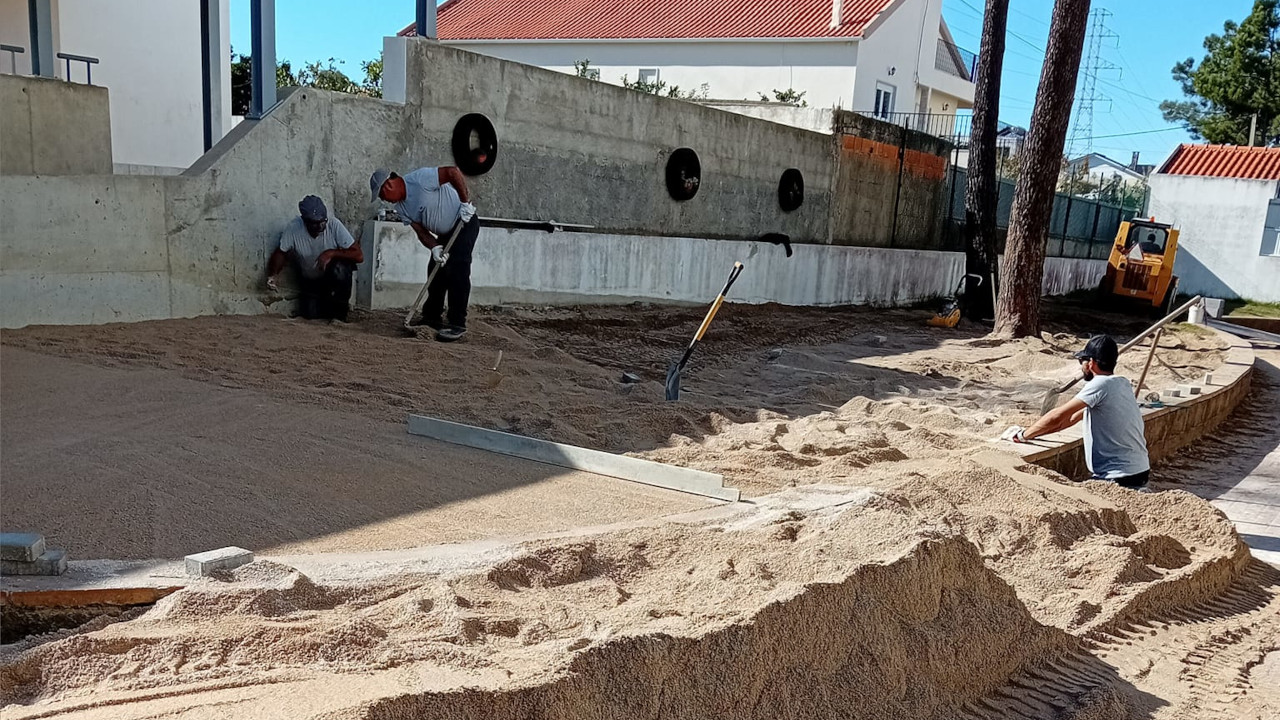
936 39 977 82
845 111 975 148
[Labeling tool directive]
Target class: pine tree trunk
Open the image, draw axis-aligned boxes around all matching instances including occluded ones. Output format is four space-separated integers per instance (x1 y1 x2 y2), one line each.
993 0 1092 337
962 0 1010 320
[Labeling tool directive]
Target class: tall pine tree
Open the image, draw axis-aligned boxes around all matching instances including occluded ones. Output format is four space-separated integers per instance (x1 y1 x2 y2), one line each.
994 0 1092 338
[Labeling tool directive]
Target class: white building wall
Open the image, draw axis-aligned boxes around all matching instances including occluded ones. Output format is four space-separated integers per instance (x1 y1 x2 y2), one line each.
2 0 229 171
0 0 35 75
855 0 933 114
447 39 859 108
54 0 219 170
1147 174 1280 303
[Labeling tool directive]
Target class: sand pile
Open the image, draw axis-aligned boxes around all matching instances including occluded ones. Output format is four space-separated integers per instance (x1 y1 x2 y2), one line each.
1 459 1258 719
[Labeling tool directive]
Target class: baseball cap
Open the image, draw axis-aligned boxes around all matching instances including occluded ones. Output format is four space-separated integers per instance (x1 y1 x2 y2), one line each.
298 195 327 222
369 168 397 201
1073 335 1118 366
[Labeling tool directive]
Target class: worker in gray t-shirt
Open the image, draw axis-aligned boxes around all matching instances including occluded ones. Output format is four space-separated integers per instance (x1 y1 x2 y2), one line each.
266 195 364 321
1006 335 1151 489
370 166 478 342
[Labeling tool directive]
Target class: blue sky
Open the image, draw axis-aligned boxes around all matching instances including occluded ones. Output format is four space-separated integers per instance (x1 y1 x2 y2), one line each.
231 0 1256 166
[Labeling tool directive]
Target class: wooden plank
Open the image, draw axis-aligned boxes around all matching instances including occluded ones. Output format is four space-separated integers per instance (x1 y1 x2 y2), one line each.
406 415 740 502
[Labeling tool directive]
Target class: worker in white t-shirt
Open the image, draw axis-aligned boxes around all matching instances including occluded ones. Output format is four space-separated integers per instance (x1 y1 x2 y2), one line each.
1006 335 1152 490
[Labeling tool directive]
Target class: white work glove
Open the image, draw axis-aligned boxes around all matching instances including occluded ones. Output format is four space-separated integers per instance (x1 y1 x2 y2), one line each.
459 202 476 223
266 275 279 293
431 245 449 264
1000 425 1028 443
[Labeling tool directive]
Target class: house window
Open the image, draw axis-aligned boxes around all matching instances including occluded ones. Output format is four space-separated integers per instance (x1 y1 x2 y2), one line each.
1263 199 1280 257
874 82 896 119
638 68 659 84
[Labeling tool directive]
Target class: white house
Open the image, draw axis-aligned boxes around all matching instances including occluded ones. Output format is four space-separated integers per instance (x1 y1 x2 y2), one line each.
1066 152 1149 186
404 0 976 122
0 0 231 173
1147 144 1280 303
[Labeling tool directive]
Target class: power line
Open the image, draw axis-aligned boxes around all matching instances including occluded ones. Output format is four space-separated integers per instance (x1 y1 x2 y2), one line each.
1088 127 1185 140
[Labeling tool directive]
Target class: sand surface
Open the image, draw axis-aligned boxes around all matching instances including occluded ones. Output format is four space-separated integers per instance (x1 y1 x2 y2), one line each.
3 301 1273 719
0 348 708 558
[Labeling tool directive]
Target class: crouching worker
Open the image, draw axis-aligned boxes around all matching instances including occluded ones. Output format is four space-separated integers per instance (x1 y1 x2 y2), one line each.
1004 335 1151 490
267 195 363 321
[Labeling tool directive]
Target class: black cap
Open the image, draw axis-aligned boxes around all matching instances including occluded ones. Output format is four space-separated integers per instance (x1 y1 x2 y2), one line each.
1074 335 1118 366
299 195 327 222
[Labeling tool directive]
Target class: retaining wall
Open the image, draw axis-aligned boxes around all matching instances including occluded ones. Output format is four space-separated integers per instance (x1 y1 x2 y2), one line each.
0 75 112 176
0 40 953 328
1011 327 1254 480
356 222 966 310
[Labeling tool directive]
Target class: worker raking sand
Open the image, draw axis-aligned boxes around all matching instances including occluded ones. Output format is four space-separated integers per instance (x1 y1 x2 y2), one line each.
371 165 479 342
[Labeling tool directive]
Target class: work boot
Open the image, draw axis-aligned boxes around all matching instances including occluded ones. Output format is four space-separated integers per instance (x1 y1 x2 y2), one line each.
436 325 467 342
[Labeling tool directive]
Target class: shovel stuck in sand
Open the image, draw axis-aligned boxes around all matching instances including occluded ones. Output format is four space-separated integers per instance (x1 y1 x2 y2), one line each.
665 262 744 401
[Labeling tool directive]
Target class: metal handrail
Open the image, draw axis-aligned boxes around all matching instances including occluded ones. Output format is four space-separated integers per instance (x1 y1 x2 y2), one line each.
56 52 99 85
1 44 23 75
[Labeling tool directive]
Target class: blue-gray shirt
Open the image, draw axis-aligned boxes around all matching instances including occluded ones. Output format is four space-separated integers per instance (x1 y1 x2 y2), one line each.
394 167 463 236
1076 375 1150 479
278 216 355 280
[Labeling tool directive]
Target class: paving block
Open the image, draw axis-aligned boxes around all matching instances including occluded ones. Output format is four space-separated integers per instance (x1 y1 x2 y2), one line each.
1203 373 1215 385
0 532 46 562
1178 384 1202 396
0 549 67 576
185 547 254 577
1162 388 1182 400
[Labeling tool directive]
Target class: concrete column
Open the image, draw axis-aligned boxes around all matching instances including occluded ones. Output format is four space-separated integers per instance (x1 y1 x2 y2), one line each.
26 0 54 77
248 0 275 119
416 0 436 39
200 0 231 150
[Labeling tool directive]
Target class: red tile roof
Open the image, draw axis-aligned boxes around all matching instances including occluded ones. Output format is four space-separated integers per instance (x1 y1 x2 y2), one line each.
401 0 899 41
1158 144 1280 181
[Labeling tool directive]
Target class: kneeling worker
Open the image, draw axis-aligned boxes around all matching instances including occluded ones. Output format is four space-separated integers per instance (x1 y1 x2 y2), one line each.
370 166 478 342
1007 335 1151 489
267 195 363 321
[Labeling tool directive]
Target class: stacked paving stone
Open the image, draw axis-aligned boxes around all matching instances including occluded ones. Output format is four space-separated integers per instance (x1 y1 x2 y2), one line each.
1 532 67 576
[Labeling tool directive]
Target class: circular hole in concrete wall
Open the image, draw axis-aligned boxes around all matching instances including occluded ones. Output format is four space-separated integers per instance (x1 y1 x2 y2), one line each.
451 113 498 176
778 168 804 212
665 148 701 201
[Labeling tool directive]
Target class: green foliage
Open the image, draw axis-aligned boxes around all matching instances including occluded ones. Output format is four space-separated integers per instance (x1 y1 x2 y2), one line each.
756 88 808 106
620 74 710 100
573 58 599 79
1160 0 1280 145
229 48 382 115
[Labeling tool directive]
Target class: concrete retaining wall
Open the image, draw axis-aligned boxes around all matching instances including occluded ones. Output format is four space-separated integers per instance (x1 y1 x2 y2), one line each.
1013 327 1254 480
356 222 966 310
1039 257 1106 297
0 75 112 176
0 41 954 328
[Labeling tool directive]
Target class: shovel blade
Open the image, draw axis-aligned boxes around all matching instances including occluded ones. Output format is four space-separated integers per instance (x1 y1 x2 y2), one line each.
664 362 681 401
1039 389 1062 415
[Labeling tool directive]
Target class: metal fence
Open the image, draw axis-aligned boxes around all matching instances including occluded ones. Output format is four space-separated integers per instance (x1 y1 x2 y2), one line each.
936 39 977 81
943 166 1138 258
856 111 975 148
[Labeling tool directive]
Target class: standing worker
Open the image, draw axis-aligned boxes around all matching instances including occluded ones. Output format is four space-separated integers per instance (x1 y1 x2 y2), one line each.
370 166 478 342
1005 335 1152 490
266 195 363 321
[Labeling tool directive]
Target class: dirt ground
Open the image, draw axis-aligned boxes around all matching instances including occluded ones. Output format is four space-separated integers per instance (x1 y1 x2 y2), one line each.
4 300 1275 720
